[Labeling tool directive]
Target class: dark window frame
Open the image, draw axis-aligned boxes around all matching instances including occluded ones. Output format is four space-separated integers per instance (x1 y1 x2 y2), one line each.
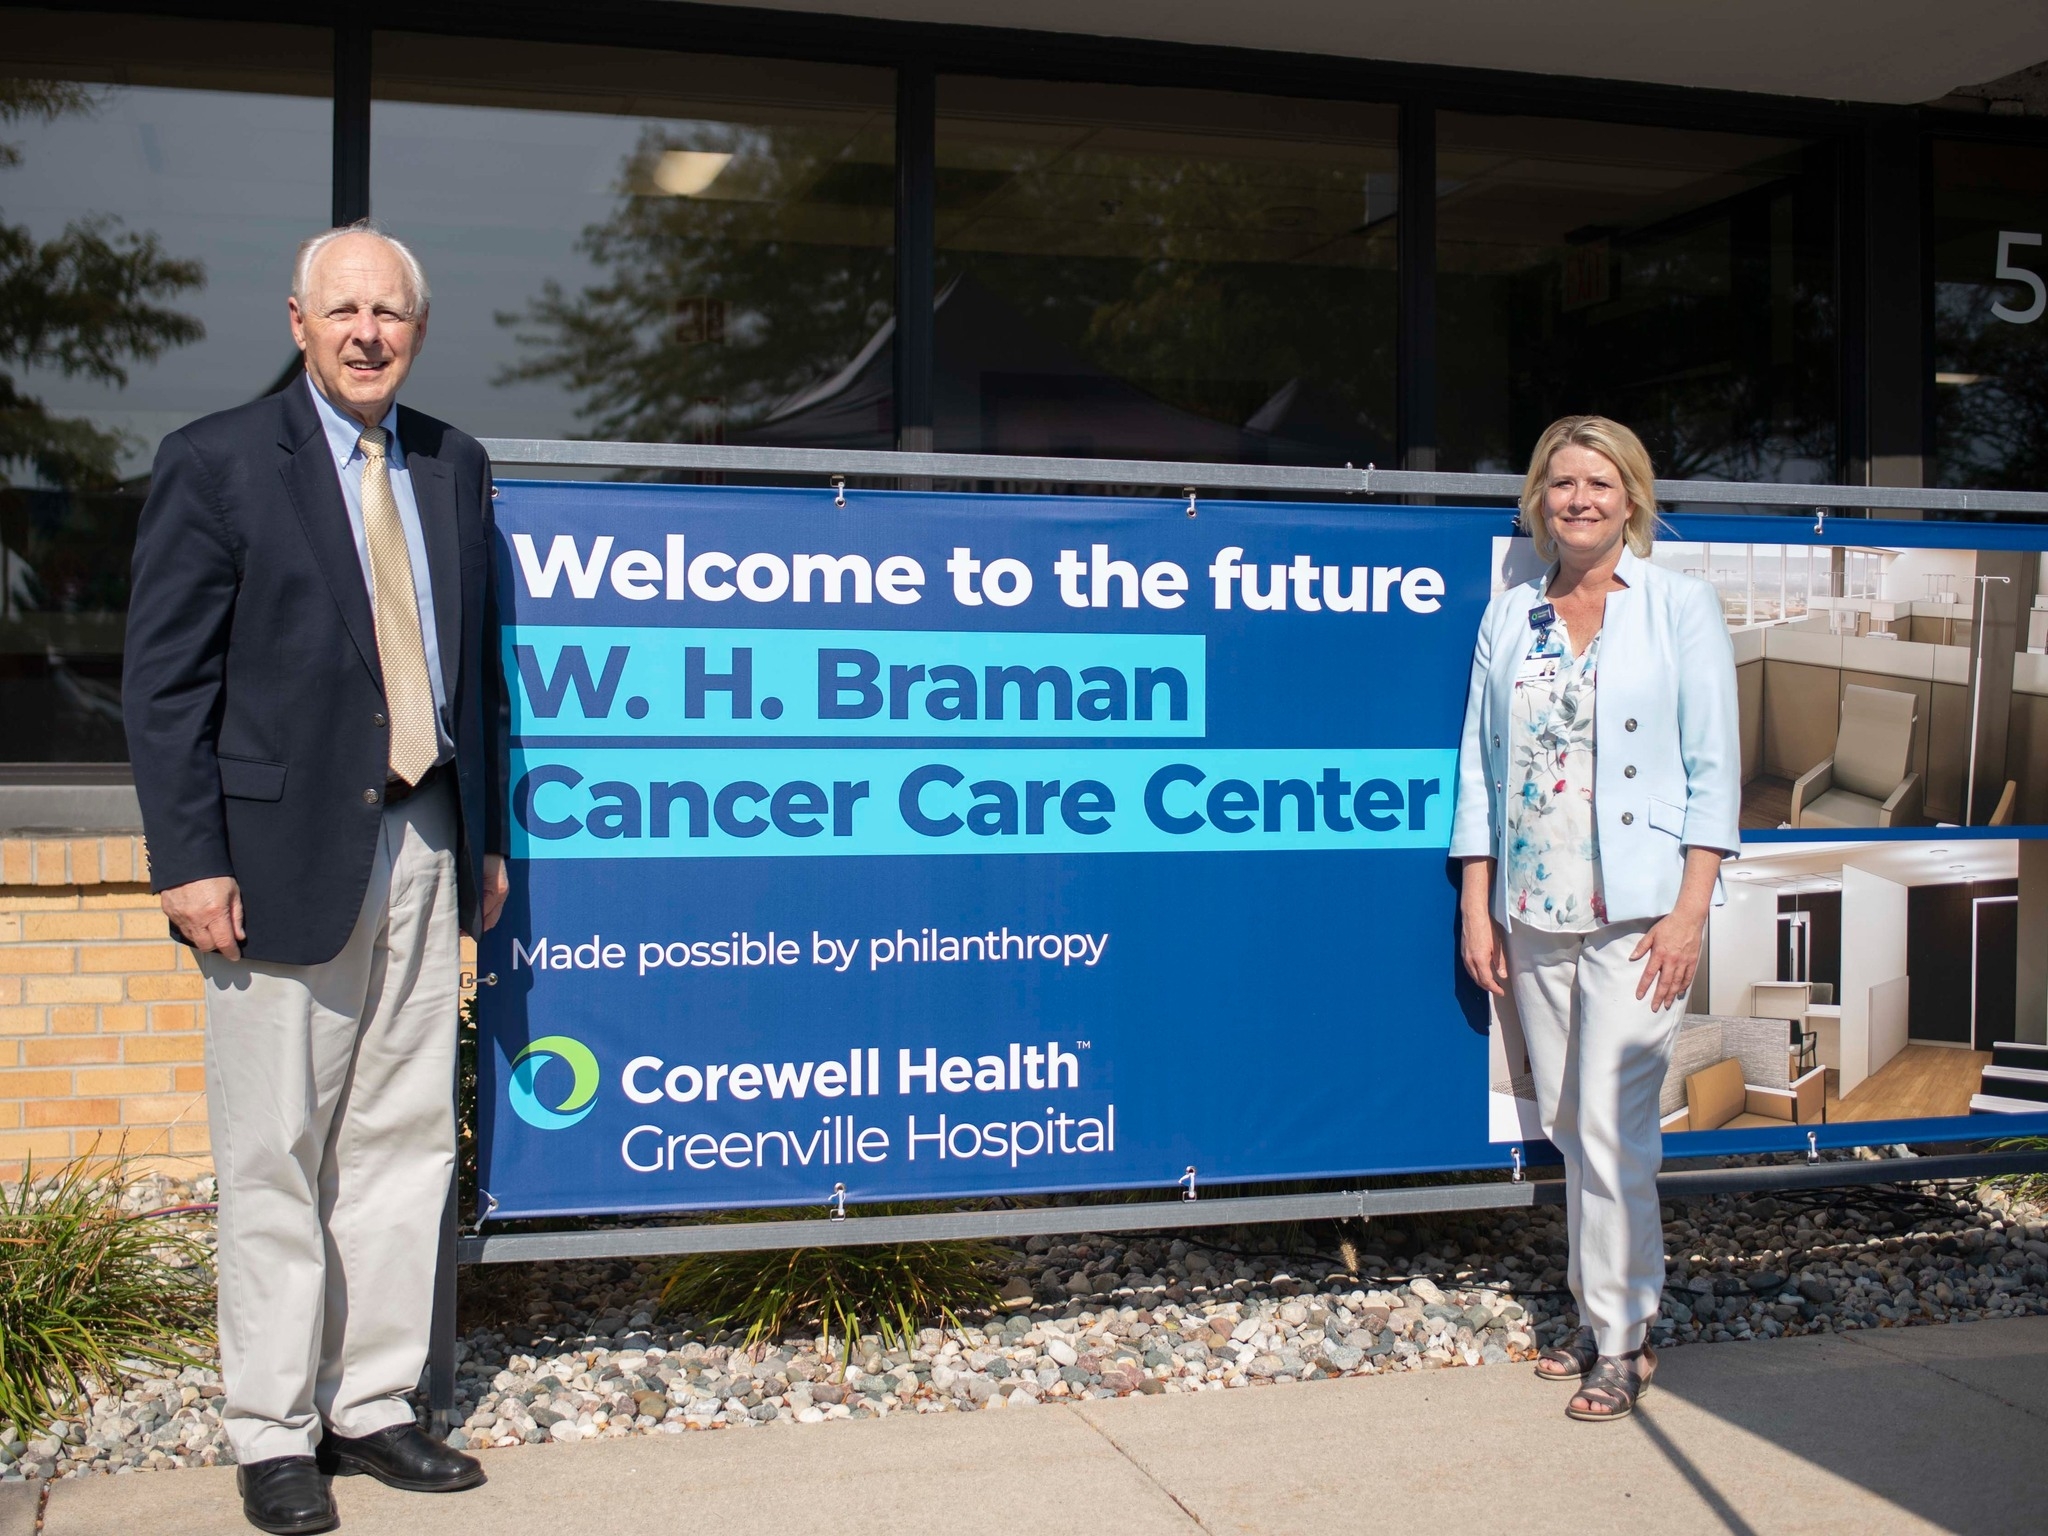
30 0 1975 479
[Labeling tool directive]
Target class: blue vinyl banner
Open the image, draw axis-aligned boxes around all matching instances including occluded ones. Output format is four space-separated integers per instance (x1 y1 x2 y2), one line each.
477 484 2048 1218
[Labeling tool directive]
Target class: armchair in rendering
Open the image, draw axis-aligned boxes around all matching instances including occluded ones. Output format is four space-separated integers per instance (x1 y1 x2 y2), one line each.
1789 684 1922 828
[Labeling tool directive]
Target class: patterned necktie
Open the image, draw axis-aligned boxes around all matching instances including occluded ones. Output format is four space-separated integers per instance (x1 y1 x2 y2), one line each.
357 427 438 786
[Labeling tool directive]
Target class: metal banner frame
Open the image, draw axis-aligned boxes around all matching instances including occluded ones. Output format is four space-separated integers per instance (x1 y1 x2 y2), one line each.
425 438 2048 1419
478 439 2048 517
457 1149 2048 1265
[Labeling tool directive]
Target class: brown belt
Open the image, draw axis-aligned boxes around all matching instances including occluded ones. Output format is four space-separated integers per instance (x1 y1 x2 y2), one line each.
384 761 449 805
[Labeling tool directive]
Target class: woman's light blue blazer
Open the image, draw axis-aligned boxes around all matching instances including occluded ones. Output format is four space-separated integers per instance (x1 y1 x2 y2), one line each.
1449 544 1742 926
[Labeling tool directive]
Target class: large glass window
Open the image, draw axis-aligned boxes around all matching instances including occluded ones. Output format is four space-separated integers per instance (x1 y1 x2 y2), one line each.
933 79 1398 465
1650 540 1814 627
1 13 331 763
1931 139 2048 490
1437 114 1838 483
370 35 894 449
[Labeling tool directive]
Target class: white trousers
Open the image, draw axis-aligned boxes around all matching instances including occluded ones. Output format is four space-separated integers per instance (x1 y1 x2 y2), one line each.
200 783 459 1463
1506 918 1679 1357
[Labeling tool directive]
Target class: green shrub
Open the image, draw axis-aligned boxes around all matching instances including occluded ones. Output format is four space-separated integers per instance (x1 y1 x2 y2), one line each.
1990 1137 2048 1205
659 1208 1003 1360
0 1156 215 1432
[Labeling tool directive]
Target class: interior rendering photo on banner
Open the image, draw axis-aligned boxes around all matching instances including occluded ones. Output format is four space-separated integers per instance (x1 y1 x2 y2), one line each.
1493 536 2048 830
1488 832 2048 1143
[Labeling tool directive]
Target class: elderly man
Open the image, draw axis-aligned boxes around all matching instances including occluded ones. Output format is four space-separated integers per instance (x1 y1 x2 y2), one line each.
123 221 507 1535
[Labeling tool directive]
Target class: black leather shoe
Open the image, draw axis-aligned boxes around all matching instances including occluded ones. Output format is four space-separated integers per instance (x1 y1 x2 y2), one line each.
236 1455 337 1535
317 1423 485 1493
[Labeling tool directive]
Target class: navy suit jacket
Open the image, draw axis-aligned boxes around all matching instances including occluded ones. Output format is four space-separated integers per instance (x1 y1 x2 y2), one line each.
122 380 507 965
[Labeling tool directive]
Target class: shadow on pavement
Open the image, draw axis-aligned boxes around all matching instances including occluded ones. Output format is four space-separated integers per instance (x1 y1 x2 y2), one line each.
1643 1320 2048 1535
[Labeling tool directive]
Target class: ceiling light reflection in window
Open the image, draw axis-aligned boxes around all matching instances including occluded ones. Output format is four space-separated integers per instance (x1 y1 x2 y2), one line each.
653 150 734 196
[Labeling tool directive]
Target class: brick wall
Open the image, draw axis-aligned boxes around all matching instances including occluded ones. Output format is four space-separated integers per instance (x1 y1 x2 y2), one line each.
1 833 480 1182
0 834 208 1180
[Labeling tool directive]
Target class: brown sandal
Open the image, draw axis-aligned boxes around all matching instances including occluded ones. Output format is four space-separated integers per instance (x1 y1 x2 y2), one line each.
1534 1327 1597 1382
1565 1347 1656 1421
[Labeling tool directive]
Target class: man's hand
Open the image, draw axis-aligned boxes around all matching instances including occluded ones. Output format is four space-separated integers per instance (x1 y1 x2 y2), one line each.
482 854 511 931
161 876 245 961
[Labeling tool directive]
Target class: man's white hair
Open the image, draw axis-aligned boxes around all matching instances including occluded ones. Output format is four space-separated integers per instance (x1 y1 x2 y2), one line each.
292 219 431 316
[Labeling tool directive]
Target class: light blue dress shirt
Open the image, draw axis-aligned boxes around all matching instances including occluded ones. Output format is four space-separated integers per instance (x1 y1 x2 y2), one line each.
306 375 454 764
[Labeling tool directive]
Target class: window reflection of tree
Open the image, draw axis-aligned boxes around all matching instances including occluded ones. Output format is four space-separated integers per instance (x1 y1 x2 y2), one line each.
1441 135 1837 487
1 81 206 489
494 122 892 449
498 119 1397 462
1934 284 2048 493
1 79 205 760
1505 184 1836 486
935 135 1397 456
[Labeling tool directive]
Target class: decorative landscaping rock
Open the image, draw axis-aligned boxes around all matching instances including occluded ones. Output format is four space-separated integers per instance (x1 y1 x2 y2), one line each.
11 1165 2047 1481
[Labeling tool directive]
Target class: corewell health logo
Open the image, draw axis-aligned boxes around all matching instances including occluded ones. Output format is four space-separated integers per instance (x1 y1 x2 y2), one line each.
507 1035 601 1130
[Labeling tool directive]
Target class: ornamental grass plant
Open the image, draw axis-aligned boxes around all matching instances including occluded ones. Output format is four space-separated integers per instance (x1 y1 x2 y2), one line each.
0 1154 215 1433
658 1208 1003 1360
1991 1137 2048 1204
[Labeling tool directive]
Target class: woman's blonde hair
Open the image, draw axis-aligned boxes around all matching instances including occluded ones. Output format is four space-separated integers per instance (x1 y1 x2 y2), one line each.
1518 415 1658 561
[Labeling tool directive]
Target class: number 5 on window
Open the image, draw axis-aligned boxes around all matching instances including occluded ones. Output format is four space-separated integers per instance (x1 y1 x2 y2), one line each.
1993 231 2046 324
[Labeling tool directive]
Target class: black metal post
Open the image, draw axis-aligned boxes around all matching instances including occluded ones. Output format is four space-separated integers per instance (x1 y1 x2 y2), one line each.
1836 128 1868 489
894 62 937 454
1396 100 1437 479
427 1164 459 1430
1861 109 1926 512
333 22 372 226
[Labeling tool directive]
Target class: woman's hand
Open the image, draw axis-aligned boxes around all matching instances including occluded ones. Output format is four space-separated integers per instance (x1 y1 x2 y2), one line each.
1630 846 1725 1011
1459 857 1508 997
1629 908 1705 1011
1462 907 1510 997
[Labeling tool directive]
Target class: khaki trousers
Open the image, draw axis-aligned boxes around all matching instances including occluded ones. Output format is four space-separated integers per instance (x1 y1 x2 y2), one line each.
1506 918 1680 1357
199 782 458 1463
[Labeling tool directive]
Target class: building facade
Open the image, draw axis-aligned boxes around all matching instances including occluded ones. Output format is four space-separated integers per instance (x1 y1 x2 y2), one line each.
3 1 2048 1173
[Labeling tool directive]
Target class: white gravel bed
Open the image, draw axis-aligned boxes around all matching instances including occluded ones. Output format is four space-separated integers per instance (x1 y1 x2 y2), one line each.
5 1167 2045 1480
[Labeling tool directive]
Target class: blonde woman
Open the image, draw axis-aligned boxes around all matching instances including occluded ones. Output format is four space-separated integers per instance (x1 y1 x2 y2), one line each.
1450 416 1739 1420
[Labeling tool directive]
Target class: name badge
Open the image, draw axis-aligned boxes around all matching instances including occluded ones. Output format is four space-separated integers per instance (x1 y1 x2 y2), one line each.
1516 610 1565 686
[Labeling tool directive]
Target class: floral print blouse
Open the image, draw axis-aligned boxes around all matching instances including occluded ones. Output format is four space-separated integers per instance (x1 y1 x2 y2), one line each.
1504 614 1607 933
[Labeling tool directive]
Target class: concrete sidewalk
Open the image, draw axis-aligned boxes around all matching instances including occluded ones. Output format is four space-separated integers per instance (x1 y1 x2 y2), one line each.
31 1317 2048 1536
